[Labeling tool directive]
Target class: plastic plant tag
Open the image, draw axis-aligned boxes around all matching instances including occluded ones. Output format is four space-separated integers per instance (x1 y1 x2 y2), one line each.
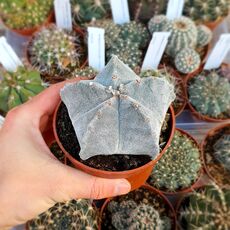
110 0 130 24
0 115 4 128
0 37 23 72
60 56 175 160
204 34 230 70
88 27 105 71
142 32 171 71
166 0 185 20
54 0 72 31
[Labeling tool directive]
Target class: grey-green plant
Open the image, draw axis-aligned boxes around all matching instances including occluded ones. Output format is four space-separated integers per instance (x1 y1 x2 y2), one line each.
73 66 98 79
148 14 169 34
197 25 212 47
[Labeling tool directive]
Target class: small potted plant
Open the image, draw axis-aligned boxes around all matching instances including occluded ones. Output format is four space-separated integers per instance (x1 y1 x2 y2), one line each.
187 65 230 122
147 128 203 195
0 66 45 116
177 183 230 229
0 0 54 36
27 24 87 84
201 123 230 187
27 199 99 229
100 184 176 229
53 56 176 190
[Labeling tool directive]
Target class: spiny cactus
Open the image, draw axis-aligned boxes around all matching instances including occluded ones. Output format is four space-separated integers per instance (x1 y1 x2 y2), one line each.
179 183 230 229
188 69 230 119
28 24 83 79
197 25 212 47
213 135 230 172
0 0 53 30
73 66 98 79
106 39 143 70
175 48 201 74
71 0 110 25
0 66 44 113
148 14 169 34
148 130 202 192
27 199 98 229
50 142 65 164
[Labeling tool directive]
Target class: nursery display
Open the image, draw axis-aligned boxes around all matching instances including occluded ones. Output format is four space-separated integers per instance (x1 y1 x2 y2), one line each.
178 183 230 229
0 66 45 115
27 199 99 229
187 66 230 121
0 0 53 35
101 185 175 229
202 123 230 187
27 24 86 83
148 129 202 193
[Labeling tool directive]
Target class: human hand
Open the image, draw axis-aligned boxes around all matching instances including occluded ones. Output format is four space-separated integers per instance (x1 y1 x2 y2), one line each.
0 79 131 229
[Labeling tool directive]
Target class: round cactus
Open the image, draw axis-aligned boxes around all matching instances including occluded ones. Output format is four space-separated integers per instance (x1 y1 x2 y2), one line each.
0 66 45 114
28 199 98 229
197 25 212 47
188 69 230 119
148 129 202 192
175 48 201 74
148 14 169 34
73 66 98 79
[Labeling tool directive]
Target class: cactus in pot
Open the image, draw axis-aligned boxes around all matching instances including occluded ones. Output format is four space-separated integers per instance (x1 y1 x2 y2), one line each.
148 14 169 34
196 25 212 47
0 66 45 114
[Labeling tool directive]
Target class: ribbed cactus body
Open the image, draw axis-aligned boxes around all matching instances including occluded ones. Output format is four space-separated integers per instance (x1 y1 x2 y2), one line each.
0 67 44 113
148 15 169 34
197 25 212 47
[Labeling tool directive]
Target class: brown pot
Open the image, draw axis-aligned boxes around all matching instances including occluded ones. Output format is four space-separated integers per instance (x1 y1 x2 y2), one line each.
53 81 176 191
99 184 176 230
2 10 54 37
203 17 224 31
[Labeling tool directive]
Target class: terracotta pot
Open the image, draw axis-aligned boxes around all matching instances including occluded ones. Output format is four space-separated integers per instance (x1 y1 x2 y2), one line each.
147 128 205 196
99 184 176 230
2 11 54 37
203 17 224 31
53 83 176 191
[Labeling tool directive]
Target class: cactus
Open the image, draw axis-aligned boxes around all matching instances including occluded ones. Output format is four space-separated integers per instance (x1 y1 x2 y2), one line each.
213 135 230 172
0 0 53 30
175 48 201 74
106 39 143 70
27 199 98 229
28 24 83 79
188 69 230 118
148 130 202 192
73 66 98 79
71 0 110 25
0 66 44 113
148 14 169 34
197 25 212 47
179 183 230 229
50 142 65 164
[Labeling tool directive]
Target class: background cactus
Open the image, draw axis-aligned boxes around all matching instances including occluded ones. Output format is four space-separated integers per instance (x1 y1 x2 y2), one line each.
71 0 110 25
148 129 202 192
179 184 230 229
73 66 98 79
197 25 212 47
0 66 44 114
0 0 53 29
175 48 201 74
28 24 84 80
148 14 169 34
28 199 98 229
188 69 230 119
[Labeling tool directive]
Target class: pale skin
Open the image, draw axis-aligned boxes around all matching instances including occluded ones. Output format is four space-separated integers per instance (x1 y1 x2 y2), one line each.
0 78 131 229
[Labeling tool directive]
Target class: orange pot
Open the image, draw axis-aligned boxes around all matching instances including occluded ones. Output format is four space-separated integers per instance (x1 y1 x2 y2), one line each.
53 83 176 191
203 17 224 31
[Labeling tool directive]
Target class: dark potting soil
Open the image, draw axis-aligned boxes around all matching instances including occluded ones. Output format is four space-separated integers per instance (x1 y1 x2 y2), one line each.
56 103 171 171
101 187 175 230
50 142 65 164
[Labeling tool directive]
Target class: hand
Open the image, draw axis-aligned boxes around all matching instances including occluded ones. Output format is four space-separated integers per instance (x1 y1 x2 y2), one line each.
0 79 131 229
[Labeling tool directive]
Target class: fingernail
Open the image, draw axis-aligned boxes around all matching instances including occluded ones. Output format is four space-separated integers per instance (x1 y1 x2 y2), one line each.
115 180 131 195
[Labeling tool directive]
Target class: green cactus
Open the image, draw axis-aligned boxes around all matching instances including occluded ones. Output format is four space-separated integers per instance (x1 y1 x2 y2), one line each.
28 24 83 80
106 39 143 70
71 0 110 25
148 14 169 34
188 69 230 119
28 199 98 229
175 48 201 74
0 66 44 114
50 142 65 164
179 183 230 229
197 25 212 47
213 135 230 172
148 130 202 192
0 0 53 30
73 66 98 79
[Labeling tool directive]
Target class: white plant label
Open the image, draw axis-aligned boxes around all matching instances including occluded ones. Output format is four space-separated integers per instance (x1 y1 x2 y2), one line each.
204 34 230 70
110 0 130 24
54 0 72 30
0 37 23 72
0 115 4 128
88 27 105 71
166 0 184 20
142 32 171 71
